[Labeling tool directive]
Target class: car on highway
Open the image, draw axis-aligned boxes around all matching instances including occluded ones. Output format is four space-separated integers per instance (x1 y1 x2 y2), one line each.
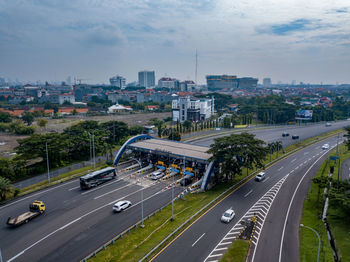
221 208 235 223
322 143 330 150
325 122 332 127
282 132 289 137
292 135 299 139
255 172 266 182
151 170 165 180
113 200 132 213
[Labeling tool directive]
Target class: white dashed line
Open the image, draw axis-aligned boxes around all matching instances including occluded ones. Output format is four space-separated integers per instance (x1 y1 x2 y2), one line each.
244 190 253 198
192 233 205 247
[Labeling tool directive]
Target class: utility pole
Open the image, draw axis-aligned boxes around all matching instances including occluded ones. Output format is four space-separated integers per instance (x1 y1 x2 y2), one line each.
92 133 96 169
88 132 92 166
336 133 340 189
45 141 50 184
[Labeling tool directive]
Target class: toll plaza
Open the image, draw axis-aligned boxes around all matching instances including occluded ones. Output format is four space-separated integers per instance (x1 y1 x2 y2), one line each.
113 135 217 191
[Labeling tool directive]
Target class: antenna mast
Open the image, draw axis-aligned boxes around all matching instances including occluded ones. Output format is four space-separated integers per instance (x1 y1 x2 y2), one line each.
195 49 198 84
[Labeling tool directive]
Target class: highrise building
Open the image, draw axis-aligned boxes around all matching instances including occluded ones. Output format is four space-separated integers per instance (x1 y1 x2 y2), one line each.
158 77 179 89
206 75 238 90
263 78 272 86
109 75 126 89
138 70 155 88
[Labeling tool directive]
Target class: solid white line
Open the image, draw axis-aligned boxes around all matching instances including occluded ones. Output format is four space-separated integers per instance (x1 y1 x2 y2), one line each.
278 148 331 262
0 179 77 211
208 253 223 258
214 247 228 251
244 189 253 198
94 183 135 200
223 236 236 240
81 178 124 195
192 233 205 247
68 186 80 191
278 166 283 171
218 241 232 245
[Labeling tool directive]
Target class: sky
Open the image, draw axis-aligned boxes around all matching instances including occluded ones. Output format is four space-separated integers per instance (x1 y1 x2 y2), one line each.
1 0 350 85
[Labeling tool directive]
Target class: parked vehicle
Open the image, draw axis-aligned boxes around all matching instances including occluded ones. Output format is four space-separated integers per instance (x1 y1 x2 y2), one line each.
221 208 235 223
282 132 289 137
255 172 266 182
292 135 299 139
322 144 330 149
80 167 116 189
151 170 164 180
113 200 132 212
7 201 45 227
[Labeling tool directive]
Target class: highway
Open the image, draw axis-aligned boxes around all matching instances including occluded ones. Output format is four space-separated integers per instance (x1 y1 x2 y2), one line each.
150 137 340 262
0 120 348 262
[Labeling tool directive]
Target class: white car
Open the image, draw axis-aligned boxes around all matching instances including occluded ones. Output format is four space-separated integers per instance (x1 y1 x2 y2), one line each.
113 200 132 212
255 172 266 182
151 170 164 180
221 208 235 223
322 144 330 150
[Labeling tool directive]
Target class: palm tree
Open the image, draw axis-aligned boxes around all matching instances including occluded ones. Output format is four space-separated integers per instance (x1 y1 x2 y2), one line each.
0 176 13 201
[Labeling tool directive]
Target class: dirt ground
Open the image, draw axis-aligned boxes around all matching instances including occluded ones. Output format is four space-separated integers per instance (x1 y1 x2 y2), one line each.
0 112 170 157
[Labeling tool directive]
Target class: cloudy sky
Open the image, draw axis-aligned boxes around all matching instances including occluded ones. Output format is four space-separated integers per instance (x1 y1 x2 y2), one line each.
1 0 350 84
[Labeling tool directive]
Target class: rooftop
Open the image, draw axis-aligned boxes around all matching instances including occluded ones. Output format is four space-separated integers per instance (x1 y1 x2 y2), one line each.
128 139 212 162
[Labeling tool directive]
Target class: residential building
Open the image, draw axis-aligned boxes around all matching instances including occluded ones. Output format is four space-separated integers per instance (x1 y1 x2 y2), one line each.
158 77 180 89
138 70 155 88
58 93 75 104
180 80 196 92
172 96 215 123
109 75 126 89
238 77 258 89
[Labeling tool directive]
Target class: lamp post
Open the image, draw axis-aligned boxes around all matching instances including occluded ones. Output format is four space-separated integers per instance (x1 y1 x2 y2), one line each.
92 133 96 169
87 132 92 166
133 158 144 228
45 141 50 184
300 224 320 262
171 158 177 221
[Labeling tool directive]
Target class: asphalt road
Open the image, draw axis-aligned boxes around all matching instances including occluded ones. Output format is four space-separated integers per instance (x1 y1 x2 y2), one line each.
150 137 339 262
1 121 348 262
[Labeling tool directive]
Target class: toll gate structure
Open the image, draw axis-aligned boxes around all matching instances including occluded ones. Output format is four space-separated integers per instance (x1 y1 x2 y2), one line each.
113 134 216 190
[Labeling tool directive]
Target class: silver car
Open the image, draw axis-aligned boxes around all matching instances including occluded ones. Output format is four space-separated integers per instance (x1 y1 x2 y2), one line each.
255 172 266 181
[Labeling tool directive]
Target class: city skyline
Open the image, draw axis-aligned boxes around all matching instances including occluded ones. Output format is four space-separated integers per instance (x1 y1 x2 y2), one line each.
1 0 350 84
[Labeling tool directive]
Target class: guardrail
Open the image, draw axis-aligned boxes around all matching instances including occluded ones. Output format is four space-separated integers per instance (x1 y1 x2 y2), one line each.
81 130 343 262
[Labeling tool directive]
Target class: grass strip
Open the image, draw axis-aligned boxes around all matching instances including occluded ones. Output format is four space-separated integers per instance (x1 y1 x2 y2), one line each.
220 239 250 262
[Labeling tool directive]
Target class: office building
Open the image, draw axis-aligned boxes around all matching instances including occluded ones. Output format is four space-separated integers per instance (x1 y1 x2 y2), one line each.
238 77 258 89
109 75 126 89
206 75 238 90
138 70 155 88
263 78 272 86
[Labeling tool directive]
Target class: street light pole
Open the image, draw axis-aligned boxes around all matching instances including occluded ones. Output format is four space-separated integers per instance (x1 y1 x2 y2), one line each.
133 158 144 228
300 224 320 262
45 141 50 184
88 132 92 166
92 133 96 169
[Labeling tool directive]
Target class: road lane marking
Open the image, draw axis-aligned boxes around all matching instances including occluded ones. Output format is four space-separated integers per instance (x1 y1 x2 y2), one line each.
262 177 270 183
68 186 80 191
304 152 309 155
291 158 297 162
192 233 205 247
94 183 135 200
278 167 283 171
6 182 174 262
0 179 78 211
244 190 253 198
278 147 332 262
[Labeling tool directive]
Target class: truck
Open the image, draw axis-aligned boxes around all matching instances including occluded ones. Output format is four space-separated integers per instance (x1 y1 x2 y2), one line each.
7 200 46 227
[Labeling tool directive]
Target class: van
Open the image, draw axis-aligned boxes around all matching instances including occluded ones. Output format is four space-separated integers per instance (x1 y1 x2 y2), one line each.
151 170 164 180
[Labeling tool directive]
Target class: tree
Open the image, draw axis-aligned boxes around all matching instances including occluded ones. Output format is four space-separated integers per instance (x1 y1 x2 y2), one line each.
208 133 268 180
344 126 350 151
168 131 181 141
0 176 13 201
0 111 12 123
183 120 192 131
37 118 48 128
328 179 350 215
21 112 34 126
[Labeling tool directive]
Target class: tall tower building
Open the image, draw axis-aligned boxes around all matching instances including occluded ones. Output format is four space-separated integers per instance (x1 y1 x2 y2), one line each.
263 78 272 86
138 70 155 88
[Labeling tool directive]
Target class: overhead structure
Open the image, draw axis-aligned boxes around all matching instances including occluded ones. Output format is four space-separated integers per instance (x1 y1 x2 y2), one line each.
113 135 216 190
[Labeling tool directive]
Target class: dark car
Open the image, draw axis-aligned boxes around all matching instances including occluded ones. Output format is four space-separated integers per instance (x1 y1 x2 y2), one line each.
282 132 289 137
180 178 192 186
292 135 299 139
